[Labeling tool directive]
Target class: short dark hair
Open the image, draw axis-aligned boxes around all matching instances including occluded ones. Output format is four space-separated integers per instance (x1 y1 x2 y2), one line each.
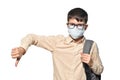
67 8 88 23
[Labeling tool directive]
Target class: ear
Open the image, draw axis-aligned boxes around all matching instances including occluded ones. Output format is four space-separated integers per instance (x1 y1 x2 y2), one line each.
84 24 88 30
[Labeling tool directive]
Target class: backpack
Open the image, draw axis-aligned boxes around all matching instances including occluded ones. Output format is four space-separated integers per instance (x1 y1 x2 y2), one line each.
83 40 101 80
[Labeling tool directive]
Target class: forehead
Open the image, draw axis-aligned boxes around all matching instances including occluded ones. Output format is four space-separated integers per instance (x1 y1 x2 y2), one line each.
68 18 85 24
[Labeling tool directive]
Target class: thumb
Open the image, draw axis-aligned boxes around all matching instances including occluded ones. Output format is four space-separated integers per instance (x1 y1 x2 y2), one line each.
15 57 21 67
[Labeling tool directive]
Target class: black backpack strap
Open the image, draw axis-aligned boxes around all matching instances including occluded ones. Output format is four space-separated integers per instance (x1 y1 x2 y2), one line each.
83 40 94 54
83 40 94 80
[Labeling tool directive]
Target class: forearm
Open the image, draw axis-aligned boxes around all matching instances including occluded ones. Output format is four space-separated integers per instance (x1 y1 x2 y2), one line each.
90 42 104 75
20 34 37 51
91 62 104 75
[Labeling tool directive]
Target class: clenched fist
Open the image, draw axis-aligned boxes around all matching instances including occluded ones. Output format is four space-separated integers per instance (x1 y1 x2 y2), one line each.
80 53 93 67
11 47 26 67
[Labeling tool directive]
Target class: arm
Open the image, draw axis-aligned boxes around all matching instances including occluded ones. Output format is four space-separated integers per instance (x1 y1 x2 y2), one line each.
19 34 61 51
11 34 64 67
89 42 104 75
11 47 26 67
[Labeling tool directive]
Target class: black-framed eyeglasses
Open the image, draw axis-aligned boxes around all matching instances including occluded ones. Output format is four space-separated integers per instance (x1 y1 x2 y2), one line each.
67 23 85 30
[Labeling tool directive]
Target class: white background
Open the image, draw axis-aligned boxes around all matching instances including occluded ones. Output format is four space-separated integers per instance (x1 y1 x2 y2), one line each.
0 0 120 80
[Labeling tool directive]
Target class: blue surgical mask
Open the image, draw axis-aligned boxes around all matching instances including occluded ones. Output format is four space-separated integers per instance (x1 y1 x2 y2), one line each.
68 27 85 39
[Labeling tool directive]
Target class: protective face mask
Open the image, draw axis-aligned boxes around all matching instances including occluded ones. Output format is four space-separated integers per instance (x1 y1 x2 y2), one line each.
68 27 85 39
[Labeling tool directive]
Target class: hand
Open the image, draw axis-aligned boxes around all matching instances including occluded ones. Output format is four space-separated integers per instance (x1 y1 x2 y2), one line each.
11 47 26 67
80 53 91 64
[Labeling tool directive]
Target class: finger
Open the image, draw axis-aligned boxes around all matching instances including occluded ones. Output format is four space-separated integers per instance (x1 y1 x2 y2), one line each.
11 48 17 52
11 48 20 53
81 54 90 58
15 57 21 67
80 52 83 55
11 50 18 57
11 49 20 58
81 57 87 61
11 50 19 54
81 53 87 57
11 54 20 59
82 57 90 64
11 52 18 56
81 58 88 63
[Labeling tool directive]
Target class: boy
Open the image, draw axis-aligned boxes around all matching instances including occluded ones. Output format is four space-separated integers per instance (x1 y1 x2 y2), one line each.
11 7 104 80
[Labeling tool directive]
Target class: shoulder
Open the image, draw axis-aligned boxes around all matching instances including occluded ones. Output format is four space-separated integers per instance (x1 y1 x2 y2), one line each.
85 39 98 48
44 34 66 42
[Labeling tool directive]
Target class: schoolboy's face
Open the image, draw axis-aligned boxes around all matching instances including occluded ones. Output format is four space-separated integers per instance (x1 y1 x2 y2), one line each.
67 18 88 30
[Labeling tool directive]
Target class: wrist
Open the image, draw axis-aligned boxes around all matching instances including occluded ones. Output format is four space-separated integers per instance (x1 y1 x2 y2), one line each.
88 59 93 67
19 47 26 55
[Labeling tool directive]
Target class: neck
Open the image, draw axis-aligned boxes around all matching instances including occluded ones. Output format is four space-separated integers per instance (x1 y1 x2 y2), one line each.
73 36 84 41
